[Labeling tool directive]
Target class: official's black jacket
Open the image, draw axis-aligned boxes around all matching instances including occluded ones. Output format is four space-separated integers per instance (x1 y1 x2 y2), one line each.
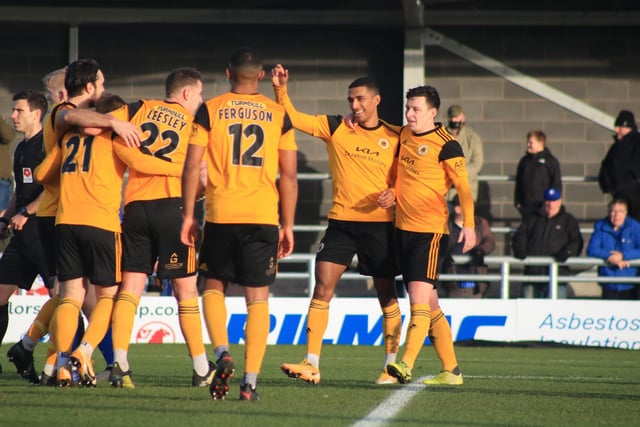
13 130 45 210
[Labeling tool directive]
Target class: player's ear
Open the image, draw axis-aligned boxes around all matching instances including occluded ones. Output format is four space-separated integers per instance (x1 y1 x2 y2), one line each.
257 69 266 81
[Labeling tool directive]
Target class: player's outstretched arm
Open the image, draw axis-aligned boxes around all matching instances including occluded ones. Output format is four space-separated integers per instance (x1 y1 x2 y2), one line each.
57 108 142 147
113 143 182 177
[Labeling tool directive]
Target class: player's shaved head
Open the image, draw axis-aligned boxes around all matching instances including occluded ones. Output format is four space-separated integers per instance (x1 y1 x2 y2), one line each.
228 47 263 82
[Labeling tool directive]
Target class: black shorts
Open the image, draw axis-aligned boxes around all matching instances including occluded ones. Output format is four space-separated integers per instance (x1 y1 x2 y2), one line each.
122 198 197 280
395 228 449 286
316 219 398 277
56 224 122 286
37 216 57 276
0 217 55 290
198 223 278 287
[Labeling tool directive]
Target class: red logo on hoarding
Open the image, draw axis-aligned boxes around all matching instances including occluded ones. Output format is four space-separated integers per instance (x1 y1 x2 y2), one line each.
135 321 176 344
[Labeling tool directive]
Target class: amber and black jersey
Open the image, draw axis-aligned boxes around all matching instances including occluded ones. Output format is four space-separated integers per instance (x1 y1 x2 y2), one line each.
113 100 198 205
191 92 297 226
37 101 75 217
274 85 399 222
395 123 475 234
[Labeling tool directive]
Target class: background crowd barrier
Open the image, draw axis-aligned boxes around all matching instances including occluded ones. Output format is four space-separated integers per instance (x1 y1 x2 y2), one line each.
278 253 640 299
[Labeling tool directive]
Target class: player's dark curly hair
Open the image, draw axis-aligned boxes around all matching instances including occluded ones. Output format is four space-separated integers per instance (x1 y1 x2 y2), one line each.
65 58 100 98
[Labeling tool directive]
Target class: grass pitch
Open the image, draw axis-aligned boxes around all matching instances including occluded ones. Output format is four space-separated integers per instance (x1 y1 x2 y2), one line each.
1 343 639 426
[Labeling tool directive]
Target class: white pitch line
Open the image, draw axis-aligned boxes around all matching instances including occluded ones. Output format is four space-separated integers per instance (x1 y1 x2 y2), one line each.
352 376 429 427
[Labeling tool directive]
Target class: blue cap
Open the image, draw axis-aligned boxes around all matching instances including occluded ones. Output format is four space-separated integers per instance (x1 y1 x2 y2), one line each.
544 187 561 201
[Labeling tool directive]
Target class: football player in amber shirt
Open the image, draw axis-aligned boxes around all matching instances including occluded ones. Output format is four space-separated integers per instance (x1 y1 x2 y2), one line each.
386 85 476 387
181 47 298 401
109 68 213 390
9 66 137 386
35 59 141 387
271 64 402 386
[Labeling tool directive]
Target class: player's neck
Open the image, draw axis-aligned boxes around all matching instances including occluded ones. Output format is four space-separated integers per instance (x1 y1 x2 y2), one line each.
413 122 436 134
360 114 380 128
68 95 92 109
231 82 260 95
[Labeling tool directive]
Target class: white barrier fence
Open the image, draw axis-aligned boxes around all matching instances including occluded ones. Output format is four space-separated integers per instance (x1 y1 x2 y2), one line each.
278 253 640 299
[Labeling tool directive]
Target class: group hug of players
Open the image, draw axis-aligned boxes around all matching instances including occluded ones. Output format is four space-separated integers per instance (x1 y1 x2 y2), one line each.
3 47 475 401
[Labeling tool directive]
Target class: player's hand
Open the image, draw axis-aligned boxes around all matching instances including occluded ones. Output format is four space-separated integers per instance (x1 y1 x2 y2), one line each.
271 64 289 87
345 113 358 130
11 212 28 231
180 216 199 248
376 189 396 209
278 225 294 258
459 226 477 254
111 119 142 147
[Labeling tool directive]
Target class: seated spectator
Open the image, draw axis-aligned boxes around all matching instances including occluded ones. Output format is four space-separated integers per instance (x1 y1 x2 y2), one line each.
514 130 562 217
512 187 583 298
586 198 640 300
441 196 495 298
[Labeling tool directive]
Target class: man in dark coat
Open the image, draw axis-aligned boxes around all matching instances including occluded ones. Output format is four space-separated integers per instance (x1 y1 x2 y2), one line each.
514 130 562 217
598 110 640 221
512 187 583 298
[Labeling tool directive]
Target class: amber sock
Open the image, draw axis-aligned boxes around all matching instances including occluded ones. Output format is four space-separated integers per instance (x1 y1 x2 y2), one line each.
381 301 401 364
178 297 208 376
401 304 431 370
54 298 82 354
428 308 459 372
202 290 228 349
111 291 140 372
23 295 59 351
80 295 115 355
305 298 329 367
244 300 269 375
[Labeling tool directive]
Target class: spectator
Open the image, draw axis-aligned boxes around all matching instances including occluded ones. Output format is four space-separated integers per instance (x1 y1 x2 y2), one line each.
445 104 484 205
598 110 640 221
442 195 495 298
514 130 562 217
512 187 583 298
586 198 640 300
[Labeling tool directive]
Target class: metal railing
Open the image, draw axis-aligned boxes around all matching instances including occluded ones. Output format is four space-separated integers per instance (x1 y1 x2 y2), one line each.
294 173 601 235
278 253 640 299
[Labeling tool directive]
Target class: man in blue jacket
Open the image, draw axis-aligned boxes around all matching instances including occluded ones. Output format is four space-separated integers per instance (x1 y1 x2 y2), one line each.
587 198 640 299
